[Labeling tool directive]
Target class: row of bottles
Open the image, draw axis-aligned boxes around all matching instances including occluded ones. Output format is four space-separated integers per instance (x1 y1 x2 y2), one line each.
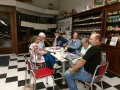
74 14 102 22
108 10 120 15
78 34 90 39
74 21 101 26
107 15 120 22
107 25 120 31
74 26 101 32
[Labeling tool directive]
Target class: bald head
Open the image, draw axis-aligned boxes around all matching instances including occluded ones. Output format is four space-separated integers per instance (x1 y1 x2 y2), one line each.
89 34 101 45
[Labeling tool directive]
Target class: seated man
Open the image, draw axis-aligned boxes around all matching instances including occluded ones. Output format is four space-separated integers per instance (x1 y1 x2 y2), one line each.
52 30 68 47
65 31 81 54
64 33 104 90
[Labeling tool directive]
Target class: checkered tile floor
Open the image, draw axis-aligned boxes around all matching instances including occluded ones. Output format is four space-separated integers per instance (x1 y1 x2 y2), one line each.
0 54 120 90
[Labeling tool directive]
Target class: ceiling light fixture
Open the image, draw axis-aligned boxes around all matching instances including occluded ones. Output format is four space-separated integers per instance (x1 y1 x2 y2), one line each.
0 20 7 26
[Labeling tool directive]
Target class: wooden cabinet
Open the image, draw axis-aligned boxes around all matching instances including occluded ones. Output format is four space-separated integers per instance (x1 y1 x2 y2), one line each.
72 3 120 76
103 3 120 76
0 6 17 54
103 44 120 76
104 2 120 45
72 7 104 39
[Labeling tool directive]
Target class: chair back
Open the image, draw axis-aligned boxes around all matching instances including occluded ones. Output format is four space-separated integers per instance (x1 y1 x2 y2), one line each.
28 44 45 68
101 51 106 64
24 55 33 70
91 62 109 83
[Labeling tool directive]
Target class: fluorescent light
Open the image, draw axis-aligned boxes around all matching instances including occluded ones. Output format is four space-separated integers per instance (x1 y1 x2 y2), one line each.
0 20 7 26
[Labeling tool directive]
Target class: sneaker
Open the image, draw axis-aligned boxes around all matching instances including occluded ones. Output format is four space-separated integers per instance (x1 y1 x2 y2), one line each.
53 63 61 69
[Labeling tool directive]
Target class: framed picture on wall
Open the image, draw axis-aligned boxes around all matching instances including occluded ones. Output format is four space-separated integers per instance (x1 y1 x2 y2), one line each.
92 0 105 8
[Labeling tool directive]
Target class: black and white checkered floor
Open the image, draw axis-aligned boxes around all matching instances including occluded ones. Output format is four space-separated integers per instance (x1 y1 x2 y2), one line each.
0 54 120 90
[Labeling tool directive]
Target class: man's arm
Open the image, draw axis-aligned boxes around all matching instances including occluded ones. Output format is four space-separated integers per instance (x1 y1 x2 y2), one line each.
68 58 86 71
62 37 68 47
53 38 57 47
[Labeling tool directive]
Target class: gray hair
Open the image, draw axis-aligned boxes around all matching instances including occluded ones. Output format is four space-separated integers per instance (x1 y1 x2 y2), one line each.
38 32 46 37
81 38 89 44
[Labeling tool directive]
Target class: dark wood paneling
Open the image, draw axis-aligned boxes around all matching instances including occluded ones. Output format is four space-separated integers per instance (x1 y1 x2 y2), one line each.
18 43 29 54
103 44 120 76
0 48 12 54
0 6 16 54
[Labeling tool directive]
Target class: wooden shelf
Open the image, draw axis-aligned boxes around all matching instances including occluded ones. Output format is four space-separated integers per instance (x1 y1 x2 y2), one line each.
73 18 102 24
72 3 120 76
103 3 120 75
107 30 120 32
107 13 120 16
75 31 101 34
107 21 120 25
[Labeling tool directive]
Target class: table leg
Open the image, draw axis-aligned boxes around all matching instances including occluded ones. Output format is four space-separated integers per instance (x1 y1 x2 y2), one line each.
62 61 66 85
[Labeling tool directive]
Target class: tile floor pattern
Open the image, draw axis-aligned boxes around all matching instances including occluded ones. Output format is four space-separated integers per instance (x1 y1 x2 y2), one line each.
0 54 120 90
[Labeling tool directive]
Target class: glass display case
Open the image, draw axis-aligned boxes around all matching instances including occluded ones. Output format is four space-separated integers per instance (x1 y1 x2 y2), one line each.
0 16 11 48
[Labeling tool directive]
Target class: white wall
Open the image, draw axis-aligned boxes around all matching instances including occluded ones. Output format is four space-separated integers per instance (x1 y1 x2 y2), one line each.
16 1 59 15
58 0 92 13
58 0 75 12
0 0 16 6
0 0 59 16
0 0 59 10
31 0 59 10
75 0 92 12
58 17 72 40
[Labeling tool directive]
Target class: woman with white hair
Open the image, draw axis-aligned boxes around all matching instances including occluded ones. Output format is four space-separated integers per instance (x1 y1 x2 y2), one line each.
29 35 61 68
38 32 46 49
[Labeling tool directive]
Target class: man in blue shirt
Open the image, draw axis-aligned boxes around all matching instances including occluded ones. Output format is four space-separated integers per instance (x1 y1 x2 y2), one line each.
52 30 68 47
66 31 81 54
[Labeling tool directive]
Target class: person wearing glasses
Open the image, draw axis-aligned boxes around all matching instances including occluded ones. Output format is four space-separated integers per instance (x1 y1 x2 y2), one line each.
64 34 104 90
52 30 68 47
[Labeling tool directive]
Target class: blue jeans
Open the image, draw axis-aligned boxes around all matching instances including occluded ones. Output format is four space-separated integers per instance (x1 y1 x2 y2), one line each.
64 67 92 90
43 53 56 67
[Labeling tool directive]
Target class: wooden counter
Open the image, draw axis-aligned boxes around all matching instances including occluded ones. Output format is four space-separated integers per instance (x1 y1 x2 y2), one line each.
102 44 120 76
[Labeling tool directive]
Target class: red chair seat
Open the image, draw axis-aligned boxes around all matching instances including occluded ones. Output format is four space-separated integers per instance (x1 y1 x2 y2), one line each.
33 67 53 78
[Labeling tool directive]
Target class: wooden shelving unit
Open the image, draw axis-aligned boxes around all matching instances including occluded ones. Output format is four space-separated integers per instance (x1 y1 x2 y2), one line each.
103 3 120 76
72 3 120 76
72 7 104 39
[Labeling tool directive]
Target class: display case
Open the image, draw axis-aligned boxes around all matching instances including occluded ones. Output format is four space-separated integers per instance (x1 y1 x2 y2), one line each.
0 6 16 54
103 2 120 76
104 3 120 46
72 7 104 39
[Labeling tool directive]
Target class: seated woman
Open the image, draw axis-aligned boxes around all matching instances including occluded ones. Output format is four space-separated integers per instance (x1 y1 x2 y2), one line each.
79 38 91 57
65 31 81 54
29 35 61 69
